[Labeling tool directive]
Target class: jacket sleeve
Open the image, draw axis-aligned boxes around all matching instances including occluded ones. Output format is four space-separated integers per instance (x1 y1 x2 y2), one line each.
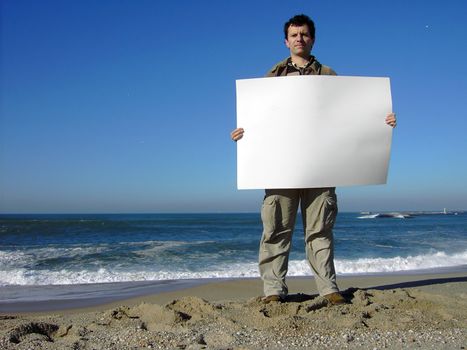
320 65 337 76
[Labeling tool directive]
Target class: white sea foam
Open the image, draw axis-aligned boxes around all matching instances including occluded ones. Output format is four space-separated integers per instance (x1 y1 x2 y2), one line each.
1 250 466 286
132 240 213 257
0 251 33 267
0 245 105 259
288 251 467 276
334 250 467 274
357 214 380 219
357 212 413 219
0 262 260 286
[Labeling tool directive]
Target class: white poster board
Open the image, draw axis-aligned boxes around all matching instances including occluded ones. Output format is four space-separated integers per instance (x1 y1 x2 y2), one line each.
235 75 393 189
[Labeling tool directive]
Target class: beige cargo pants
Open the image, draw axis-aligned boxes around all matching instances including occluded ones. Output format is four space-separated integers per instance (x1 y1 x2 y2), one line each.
259 187 339 297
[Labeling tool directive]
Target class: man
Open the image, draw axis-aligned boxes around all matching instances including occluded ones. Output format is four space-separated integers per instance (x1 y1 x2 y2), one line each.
231 14 396 304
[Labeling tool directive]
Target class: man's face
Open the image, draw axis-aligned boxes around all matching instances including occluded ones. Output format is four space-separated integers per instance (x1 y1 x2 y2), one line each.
285 24 314 57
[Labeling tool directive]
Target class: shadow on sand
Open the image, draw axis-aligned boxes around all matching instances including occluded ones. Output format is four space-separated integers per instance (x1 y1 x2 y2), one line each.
284 276 467 303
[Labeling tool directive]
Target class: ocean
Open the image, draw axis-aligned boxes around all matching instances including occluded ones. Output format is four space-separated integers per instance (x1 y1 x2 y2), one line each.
1 212 466 287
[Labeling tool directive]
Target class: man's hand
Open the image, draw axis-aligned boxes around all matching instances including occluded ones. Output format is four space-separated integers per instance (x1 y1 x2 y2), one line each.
231 128 244 141
385 113 397 128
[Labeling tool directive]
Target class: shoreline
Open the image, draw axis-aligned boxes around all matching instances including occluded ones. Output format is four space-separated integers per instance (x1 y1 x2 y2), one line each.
1 266 466 314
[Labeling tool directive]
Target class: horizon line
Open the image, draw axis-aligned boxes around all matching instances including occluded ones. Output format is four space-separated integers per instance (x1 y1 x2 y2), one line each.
1 210 465 216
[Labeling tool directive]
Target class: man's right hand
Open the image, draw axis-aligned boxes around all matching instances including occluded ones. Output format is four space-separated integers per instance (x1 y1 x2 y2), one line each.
231 128 244 141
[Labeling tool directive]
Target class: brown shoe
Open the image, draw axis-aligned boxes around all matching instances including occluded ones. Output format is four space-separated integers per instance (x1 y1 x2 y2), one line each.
324 292 346 305
262 295 284 304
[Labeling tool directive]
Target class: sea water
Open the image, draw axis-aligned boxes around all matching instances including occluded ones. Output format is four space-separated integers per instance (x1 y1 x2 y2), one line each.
1 212 466 286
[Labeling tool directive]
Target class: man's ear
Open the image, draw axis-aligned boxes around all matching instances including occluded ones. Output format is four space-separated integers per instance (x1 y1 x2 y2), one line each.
284 38 291 49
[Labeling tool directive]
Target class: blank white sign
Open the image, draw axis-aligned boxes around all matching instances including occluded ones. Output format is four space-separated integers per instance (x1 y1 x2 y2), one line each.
235 75 393 190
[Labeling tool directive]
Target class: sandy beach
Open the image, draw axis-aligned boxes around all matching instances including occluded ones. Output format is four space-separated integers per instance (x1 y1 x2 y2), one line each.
1 270 466 349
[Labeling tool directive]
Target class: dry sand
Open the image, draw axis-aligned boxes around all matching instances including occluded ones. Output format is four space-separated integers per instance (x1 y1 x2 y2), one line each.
1 271 466 349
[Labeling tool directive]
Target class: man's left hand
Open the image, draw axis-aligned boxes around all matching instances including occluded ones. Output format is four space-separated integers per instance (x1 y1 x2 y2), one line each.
385 113 397 128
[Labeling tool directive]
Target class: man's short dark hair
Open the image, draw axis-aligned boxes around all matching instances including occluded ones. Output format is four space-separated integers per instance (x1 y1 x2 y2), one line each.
284 14 315 39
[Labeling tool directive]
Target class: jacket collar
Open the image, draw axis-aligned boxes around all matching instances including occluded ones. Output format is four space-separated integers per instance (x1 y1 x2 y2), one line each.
269 56 322 76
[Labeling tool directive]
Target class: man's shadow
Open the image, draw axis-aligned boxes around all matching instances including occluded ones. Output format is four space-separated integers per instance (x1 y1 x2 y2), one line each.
284 276 467 303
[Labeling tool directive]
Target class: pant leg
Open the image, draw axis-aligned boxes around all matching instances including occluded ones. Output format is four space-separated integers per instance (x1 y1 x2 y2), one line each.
300 187 339 296
259 189 299 297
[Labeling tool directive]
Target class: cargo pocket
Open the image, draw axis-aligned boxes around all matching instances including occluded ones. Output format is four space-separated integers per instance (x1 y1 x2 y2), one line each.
324 192 338 230
261 195 277 240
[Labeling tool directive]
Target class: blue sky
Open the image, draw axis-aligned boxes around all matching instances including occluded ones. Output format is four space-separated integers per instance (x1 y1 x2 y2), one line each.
1 0 466 213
